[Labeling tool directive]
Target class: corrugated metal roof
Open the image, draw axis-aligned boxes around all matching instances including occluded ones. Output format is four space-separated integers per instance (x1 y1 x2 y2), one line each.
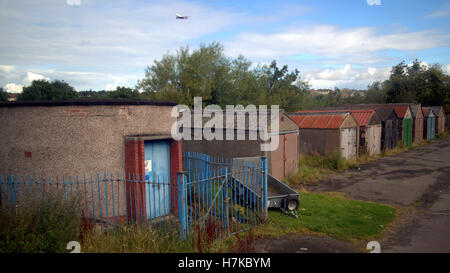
430 106 444 117
296 109 375 127
373 108 397 121
409 104 423 118
422 107 434 117
180 109 299 133
288 112 348 129
312 103 411 119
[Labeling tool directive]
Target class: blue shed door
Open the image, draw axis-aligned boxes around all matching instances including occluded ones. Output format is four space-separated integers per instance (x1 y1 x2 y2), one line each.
144 140 170 219
430 117 435 140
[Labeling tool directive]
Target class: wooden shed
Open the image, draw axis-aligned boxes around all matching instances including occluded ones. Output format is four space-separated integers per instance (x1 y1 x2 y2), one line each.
319 104 412 147
372 108 399 150
422 107 436 140
313 106 399 151
287 112 359 159
296 109 381 156
181 109 299 181
430 106 446 134
409 104 424 143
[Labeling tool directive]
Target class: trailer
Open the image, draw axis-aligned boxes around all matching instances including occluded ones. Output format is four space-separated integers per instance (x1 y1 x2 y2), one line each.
230 157 300 218
267 174 300 216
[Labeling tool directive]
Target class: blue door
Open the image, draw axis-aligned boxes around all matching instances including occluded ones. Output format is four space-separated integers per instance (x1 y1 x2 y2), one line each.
144 140 170 219
430 117 435 140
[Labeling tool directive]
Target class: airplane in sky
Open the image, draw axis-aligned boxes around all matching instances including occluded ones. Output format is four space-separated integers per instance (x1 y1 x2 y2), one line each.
176 13 189 19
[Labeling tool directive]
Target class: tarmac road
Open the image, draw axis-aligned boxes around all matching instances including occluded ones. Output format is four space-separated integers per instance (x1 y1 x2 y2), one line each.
254 139 450 253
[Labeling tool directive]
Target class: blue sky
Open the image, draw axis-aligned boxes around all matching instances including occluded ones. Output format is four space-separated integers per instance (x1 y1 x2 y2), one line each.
1 0 449 92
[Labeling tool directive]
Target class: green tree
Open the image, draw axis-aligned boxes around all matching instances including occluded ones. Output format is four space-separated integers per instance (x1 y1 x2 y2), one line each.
138 42 229 106
380 59 450 111
137 43 311 110
365 81 387 103
0 87 7 101
257 60 311 111
18 80 78 101
108 86 140 99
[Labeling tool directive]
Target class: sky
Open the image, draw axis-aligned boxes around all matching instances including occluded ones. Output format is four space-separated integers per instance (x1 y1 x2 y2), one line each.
1 0 450 93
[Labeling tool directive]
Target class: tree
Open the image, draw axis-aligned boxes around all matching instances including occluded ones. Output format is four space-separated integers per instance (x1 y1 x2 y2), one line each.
380 59 450 112
137 42 311 110
365 81 387 103
18 80 78 101
254 60 311 111
108 86 140 99
0 87 7 101
138 42 228 106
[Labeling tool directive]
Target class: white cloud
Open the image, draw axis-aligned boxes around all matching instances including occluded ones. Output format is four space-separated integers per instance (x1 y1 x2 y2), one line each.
66 0 81 6
444 64 450 75
24 72 50 84
368 67 377 76
226 25 449 62
0 65 14 73
0 0 245 90
367 0 381 6
4 83 23 93
304 65 391 89
105 78 127 91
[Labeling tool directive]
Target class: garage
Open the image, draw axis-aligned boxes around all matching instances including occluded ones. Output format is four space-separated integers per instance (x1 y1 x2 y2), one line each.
296 109 381 156
288 112 359 160
181 109 300 181
422 107 436 140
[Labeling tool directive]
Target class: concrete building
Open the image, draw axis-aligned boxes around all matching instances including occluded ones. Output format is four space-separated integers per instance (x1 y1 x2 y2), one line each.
0 99 181 222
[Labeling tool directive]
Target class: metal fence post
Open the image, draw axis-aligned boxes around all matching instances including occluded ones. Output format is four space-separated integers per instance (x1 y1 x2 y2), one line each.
178 172 187 240
221 167 229 232
261 156 268 222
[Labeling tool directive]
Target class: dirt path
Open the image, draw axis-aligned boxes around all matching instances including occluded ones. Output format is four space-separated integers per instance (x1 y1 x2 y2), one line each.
255 139 450 253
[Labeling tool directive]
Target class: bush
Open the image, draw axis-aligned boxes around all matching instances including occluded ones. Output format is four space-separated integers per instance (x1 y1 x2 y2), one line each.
0 197 81 253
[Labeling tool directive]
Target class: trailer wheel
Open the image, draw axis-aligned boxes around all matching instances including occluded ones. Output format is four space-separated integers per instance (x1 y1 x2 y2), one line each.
284 198 299 211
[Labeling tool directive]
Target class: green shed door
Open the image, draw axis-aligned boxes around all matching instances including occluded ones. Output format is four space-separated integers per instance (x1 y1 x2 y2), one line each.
403 118 412 147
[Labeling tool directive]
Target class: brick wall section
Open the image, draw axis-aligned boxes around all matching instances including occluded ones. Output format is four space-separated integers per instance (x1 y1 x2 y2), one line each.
66 106 89 116
170 140 182 214
124 139 146 222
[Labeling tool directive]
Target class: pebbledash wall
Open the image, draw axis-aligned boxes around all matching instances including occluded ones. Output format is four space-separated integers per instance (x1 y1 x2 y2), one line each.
0 100 181 221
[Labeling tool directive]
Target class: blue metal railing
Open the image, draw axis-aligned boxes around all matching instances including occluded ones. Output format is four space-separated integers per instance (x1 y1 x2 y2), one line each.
0 173 178 235
0 153 268 241
179 152 267 240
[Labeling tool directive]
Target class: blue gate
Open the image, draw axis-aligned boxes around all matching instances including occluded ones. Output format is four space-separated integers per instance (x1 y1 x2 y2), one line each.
178 152 268 240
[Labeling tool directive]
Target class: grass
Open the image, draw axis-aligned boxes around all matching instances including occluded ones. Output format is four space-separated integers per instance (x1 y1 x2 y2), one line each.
435 129 449 140
0 197 81 253
286 151 359 185
0 192 396 253
81 225 194 253
255 192 396 241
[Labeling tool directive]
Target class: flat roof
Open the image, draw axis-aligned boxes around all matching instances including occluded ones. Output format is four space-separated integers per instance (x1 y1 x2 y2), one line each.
0 99 178 107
